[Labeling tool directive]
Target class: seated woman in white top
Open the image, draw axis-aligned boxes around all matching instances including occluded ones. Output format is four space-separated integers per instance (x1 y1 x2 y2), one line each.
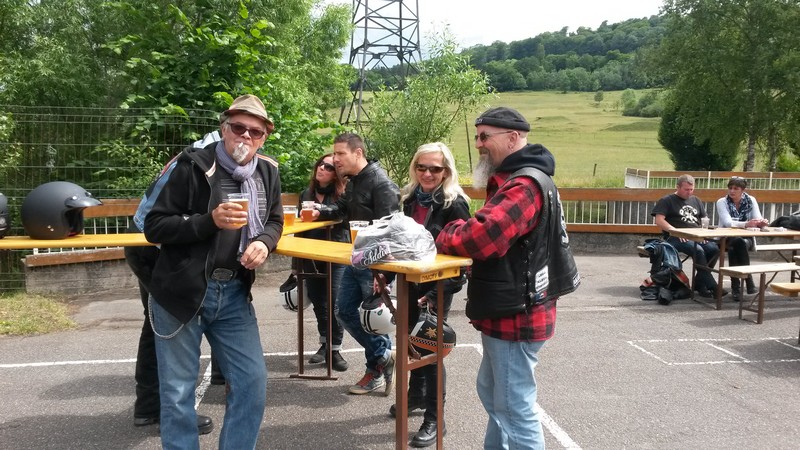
715 176 769 301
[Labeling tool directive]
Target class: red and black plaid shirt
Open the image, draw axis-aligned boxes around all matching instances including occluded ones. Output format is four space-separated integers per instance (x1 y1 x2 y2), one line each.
436 172 557 342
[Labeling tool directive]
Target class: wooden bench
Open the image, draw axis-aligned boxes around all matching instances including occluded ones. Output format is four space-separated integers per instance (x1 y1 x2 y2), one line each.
719 262 800 324
753 240 800 281
769 282 800 345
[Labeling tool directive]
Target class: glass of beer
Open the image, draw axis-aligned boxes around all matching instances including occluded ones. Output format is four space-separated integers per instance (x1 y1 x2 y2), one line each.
301 201 315 222
283 205 297 227
349 220 369 244
226 193 249 228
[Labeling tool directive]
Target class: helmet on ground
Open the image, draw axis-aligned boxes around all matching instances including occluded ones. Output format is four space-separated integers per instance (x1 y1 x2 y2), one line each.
409 306 457 357
0 193 9 238
21 182 101 239
358 292 396 335
279 274 310 311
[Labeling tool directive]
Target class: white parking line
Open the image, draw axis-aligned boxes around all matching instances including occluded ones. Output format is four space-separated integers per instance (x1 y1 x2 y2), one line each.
627 337 800 365
2 343 582 448
468 343 582 449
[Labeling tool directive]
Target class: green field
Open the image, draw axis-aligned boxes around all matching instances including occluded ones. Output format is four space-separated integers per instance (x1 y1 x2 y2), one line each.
440 91 671 187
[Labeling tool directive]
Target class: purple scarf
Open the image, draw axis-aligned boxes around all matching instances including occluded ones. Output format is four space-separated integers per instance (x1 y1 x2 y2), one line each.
215 141 264 254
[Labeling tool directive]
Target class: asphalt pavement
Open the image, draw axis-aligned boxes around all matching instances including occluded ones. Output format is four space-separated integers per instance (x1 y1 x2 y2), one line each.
1 254 799 449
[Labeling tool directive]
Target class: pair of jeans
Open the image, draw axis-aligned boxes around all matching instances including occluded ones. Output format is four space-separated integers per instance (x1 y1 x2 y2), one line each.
478 334 546 450
335 265 391 371
151 278 267 450
305 263 345 349
665 236 720 291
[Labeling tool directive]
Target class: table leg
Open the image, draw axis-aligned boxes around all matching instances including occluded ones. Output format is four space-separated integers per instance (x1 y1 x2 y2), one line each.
757 273 767 324
435 281 444 449
715 237 727 310
290 269 337 381
395 274 409 449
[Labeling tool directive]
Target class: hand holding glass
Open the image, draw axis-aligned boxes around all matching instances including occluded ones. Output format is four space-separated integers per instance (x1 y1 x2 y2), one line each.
226 193 249 228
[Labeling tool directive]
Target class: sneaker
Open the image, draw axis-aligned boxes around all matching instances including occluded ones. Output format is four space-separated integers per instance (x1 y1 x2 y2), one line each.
380 351 396 397
308 344 326 364
349 370 385 394
696 288 713 298
331 351 348 372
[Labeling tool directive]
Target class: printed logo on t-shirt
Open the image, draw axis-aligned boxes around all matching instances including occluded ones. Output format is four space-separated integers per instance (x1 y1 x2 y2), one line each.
679 205 699 225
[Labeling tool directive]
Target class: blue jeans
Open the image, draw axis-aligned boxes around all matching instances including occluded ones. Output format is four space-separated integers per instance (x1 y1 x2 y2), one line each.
335 265 391 371
478 334 546 450
665 236 720 291
152 278 267 450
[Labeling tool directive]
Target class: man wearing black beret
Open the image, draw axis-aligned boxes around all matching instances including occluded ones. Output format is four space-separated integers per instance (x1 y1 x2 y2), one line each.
436 106 579 449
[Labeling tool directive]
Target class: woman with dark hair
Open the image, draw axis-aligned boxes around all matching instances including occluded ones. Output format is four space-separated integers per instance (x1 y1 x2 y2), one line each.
715 176 769 301
293 153 350 370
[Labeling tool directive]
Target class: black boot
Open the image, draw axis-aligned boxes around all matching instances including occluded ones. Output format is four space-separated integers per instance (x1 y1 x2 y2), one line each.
745 275 757 295
410 420 446 448
731 278 741 302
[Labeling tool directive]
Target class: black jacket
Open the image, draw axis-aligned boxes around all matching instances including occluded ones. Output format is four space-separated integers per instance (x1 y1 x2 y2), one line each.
144 142 283 323
317 160 400 223
402 187 471 303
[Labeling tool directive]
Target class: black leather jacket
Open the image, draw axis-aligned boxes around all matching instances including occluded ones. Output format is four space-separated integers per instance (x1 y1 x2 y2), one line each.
317 160 400 223
402 187 471 304
144 143 283 324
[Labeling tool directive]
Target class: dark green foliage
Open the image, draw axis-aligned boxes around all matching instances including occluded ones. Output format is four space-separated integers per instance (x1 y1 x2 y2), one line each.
658 101 736 171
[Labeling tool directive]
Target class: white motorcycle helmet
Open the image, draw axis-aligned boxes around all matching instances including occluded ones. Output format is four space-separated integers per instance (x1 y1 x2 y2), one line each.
279 274 311 312
358 292 396 335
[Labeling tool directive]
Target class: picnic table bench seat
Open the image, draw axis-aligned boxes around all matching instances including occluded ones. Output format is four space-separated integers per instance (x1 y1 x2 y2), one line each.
719 262 800 324
769 282 800 345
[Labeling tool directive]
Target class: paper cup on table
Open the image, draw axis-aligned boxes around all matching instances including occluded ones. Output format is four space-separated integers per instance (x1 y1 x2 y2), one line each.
226 193 249 228
349 220 369 243
283 205 297 227
301 201 315 222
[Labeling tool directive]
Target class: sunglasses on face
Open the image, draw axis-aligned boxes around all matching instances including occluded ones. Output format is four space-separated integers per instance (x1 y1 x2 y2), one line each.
318 162 336 172
474 130 515 142
415 164 446 175
227 122 267 139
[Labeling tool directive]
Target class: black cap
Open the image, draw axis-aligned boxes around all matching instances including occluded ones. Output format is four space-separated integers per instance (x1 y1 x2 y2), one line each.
475 107 530 132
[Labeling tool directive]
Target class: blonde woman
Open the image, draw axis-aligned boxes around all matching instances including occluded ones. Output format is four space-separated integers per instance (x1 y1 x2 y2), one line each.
396 142 470 447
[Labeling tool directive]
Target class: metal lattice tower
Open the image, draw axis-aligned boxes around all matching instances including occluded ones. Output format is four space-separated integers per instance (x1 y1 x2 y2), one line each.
340 0 421 126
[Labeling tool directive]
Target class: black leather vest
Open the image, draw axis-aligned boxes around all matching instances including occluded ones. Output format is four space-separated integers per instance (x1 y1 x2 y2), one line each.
466 168 580 320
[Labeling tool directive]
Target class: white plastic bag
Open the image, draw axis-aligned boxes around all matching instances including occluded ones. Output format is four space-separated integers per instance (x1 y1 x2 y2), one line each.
351 212 437 268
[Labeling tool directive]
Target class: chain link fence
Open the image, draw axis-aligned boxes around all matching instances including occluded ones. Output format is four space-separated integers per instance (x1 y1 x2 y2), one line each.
0 105 220 291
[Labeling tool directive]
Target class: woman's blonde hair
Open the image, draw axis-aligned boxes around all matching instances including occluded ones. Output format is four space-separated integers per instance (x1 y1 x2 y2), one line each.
400 142 470 209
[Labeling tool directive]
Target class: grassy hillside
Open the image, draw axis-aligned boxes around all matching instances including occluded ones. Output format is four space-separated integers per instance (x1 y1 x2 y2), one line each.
445 91 671 187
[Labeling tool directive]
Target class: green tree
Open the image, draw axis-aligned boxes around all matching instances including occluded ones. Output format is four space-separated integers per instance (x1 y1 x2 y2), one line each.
659 98 737 171
361 33 490 184
484 61 527 92
655 0 800 171
103 0 351 193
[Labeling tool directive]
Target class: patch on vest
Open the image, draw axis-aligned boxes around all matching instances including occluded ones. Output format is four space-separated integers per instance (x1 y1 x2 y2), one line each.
535 267 549 293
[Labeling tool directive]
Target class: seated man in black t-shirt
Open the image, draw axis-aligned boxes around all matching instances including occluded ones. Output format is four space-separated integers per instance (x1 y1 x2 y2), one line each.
651 174 725 298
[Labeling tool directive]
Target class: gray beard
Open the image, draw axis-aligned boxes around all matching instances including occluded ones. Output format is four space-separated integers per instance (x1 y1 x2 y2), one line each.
472 156 495 189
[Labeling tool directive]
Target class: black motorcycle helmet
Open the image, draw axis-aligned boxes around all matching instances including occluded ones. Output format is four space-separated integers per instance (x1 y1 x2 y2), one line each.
409 305 457 357
21 181 102 239
0 193 9 238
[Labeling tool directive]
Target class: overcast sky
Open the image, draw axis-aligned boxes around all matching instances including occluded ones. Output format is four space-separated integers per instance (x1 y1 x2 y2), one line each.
324 0 665 50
